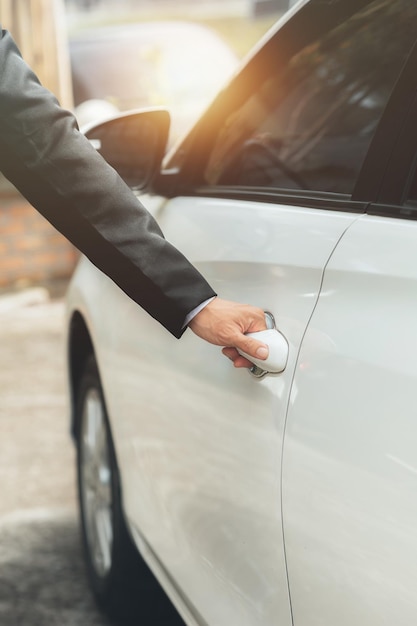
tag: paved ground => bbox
[0,286,182,626]
[0,287,183,626]
[0,288,112,625]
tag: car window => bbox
[202,0,417,196]
[405,168,417,204]
[404,121,417,203]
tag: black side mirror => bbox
[83,108,170,191]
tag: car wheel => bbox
[76,355,182,624]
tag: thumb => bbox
[234,336,269,361]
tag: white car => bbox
[65,0,417,624]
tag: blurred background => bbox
[0,0,293,293]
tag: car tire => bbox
[75,355,182,624]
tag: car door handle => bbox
[237,312,289,377]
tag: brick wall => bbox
[0,193,78,288]
[0,0,76,289]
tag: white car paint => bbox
[65,1,417,623]
[283,214,417,626]
[67,194,360,625]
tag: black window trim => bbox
[374,89,417,209]
[352,38,417,206]
[367,203,417,220]
[361,44,417,220]
[177,185,368,215]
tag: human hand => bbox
[188,297,268,368]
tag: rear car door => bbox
[281,7,417,625]
[100,1,417,624]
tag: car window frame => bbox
[160,0,416,215]
[358,40,417,222]
[353,38,417,211]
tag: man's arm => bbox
[189,298,269,368]
[0,27,217,337]
[0,27,268,362]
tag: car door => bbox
[99,2,417,624]
[281,21,417,626]
[110,197,358,626]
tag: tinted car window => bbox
[406,171,417,204]
[405,141,417,203]
[203,0,417,195]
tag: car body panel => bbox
[65,1,417,623]
[283,214,417,625]
[67,193,360,624]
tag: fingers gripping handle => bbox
[237,313,289,374]
[238,329,289,373]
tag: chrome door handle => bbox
[238,312,289,378]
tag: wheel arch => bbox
[68,311,95,440]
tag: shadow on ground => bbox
[0,511,110,626]
[0,511,185,626]
[0,295,183,626]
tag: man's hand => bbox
[188,297,269,368]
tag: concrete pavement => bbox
[0,287,185,626]
[0,290,111,625]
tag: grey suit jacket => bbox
[0,27,216,338]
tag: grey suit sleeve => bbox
[0,27,216,338]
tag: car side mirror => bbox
[83,108,170,191]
